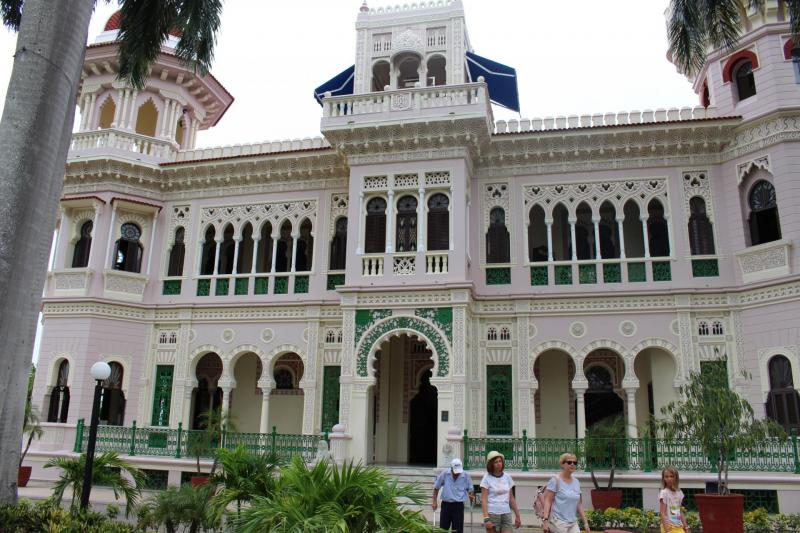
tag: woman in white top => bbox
[480,450,521,532]
[541,453,590,533]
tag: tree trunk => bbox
[0,0,94,504]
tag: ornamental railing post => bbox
[463,430,470,470]
[271,426,277,457]
[522,430,529,472]
[129,421,137,456]
[175,423,183,459]
[643,436,653,473]
[792,428,799,475]
[221,424,227,450]
[74,418,85,453]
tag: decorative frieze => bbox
[199,199,317,233]
[103,270,148,302]
[328,193,348,239]
[523,176,668,216]
[736,155,771,184]
[355,315,449,377]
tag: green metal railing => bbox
[463,429,800,474]
[74,420,326,464]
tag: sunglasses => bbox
[562,460,578,466]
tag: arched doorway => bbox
[583,350,625,429]
[534,350,575,438]
[369,335,437,465]
[230,353,263,433]
[99,362,126,426]
[633,347,678,431]
[192,352,223,429]
[268,353,304,434]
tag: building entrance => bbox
[369,334,437,465]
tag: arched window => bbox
[528,205,548,262]
[427,55,446,86]
[427,193,449,251]
[701,81,711,108]
[256,222,273,273]
[237,223,254,274]
[372,61,390,92]
[364,198,387,254]
[575,202,595,260]
[551,204,571,261]
[329,217,348,270]
[698,321,709,336]
[765,355,800,431]
[98,97,115,129]
[71,220,93,268]
[175,117,185,147]
[748,180,782,246]
[396,54,421,88]
[396,195,418,252]
[134,99,158,137]
[598,202,619,259]
[733,59,757,101]
[295,218,314,272]
[199,226,216,275]
[113,223,143,273]
[486,207,510,263]
[647,199,670,257]
[100,362,126,426]
[688,197,715,255]
[275,221,293,273]
[167,227,185,276]
[586,366,613,392]
[47,360,70,423]
[217,224,235,275]
[623,201,645,258]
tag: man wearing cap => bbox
[433,458,475,533]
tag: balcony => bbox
[48,268,93,297]
[69,128,178,164]
[736,239,792,283]
[194,273,310,297]
[103,269,148,302]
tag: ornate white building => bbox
[28,0,800,510]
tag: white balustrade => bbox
[173,136,328,162]
[70,129,178,161]
[362,255,385,276]
[322,83,485,118]
[425,252,449,274]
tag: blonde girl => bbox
[659,466,690,533]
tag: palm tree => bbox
[0,0,223,505]
[186,408,236,476]
[210,446,282,521]
[18,406,43,468]
[236,456,436,533]
[667,0,800,76]
[44,451,145,516]
[139,483,218,533]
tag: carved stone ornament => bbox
[736,155,771,184]
[392,29,424,55]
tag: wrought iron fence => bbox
[74,419,325,464]
[462,429,800,474]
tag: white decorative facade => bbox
[27,0,800,510]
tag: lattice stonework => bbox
[393,173,418,189]
[150,365,174,427]
[321,366,341,433]
[363,175,388,190]
[328,193,349,239]
[681,170,716,225]
[425,171,451,187]
[199,200,317,234]
[523,177,668,217]
[356,316,449,377]
[393,255,416,275]
[483,182,510,232]
[415,307,453,343]
[487,365,513,435]
[354,309,393,347]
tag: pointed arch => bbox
[356,316,449,379]
[134,98,159,137]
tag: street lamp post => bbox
[80,361,111,511]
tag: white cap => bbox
[450,458,464,474]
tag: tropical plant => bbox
[583,415,627,490]
[186,408,235,476]
[138,483,217,533]
[43,451,145,516]
[18,406,43,468]
[0,499,139,532]
[236,456,438,533]
[667,0,800,76]
[0,0,223,504]
[657,363,786,494]
[209,445,282,521]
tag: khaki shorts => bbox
[661,526,686,533]
[549,515,580,533]
[487,512,513,532]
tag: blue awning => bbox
[314,65,355,105]
[465,51,520,112]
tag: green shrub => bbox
[0,500,138,533]
[585,505,800,532]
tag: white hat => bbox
[450,458,464,474]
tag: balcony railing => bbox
[462,430,800,473]
[520,258,680,287]
[74,419,326,464]
[736,239,792,283]
[193,273,310,297]
[69,128,177,163]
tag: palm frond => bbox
[174,0,223,75]
[0,0,23,31]
[668,0,709,75]
[116,0,180,89]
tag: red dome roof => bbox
[104,11,181,37]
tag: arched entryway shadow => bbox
[408,370,437,465]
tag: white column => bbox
[125,90,139,129]
[145,211,158,275]
[301,383,315,434]
[575,388,587,438]
[290,232,299,272]
[640,216,651,258]
[119,90,131,130]
[104,203,118,269]
[51,209,67,270]
[616,216,626,259]
[545,219,554,261]
[86,205,102,269]
[158,99,170,137]
[181,385,194,428]
[250,236,260,273]
[232,237,241,273]
[448,186,455,250]
[356,192,365,255]
[258,384,271,433]
[84,93,97,131]
[270,232,279,273]
[212,237,222,275]
[569,218,577,261]
[79,95,90,130]
[664,214,673,257]
[385,190,395,253]
[592,217,601,259]
[220,385,232,415]
[111,89,125,128]
[625,389,638,438]
[417,187,426,252]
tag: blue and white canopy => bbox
[314,65,355,105]
[465,51,520,112]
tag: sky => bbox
[0,0,698,149]
[1,0,698,364]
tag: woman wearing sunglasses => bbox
[540,453,590,533]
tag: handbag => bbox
[533,476,559,519]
